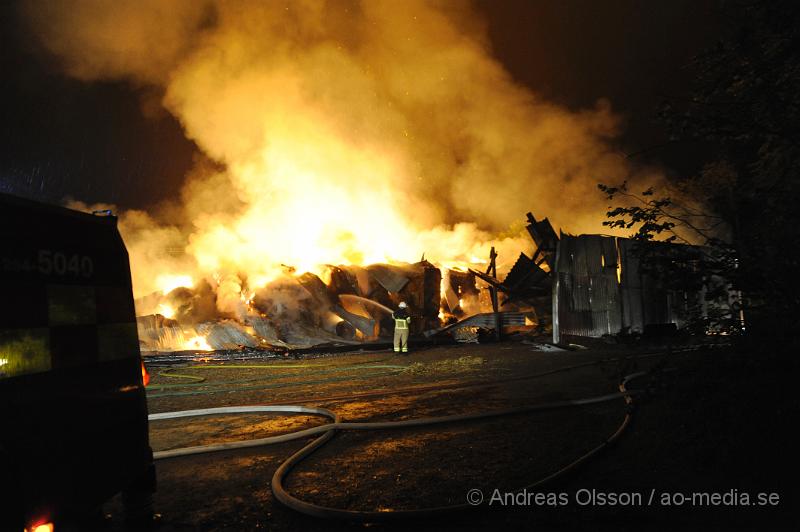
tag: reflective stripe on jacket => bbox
[393,309,411,329]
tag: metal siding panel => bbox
[601,237,619,270]
[555,234,624,338]
[584,235,605,274]
[552,276,560,344]
[619,239,643,332]
[619,239,642,289]
[617,238,691,330]
[552,236,566,343]
[624,288,645,332]
[591,273,622,336]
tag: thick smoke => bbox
[25,0,659,300]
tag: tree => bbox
[598,181,740,335]
[603,0,800,340]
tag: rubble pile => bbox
[136,212,559,352]
[137,260,470,352]
[136,207,719,352]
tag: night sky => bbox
[1,0,726,210]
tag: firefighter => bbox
[392,301,411,354]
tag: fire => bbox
[141,360,150,386]
[26,523,54,532]
[155,274,193,295]
[28,0,660,326]
[183,130,482,285]
[157,303,176,319]
[183,335,212,351]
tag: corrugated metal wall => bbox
[553,234,691,343]
[553,234,622,340]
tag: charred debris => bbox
[137,212,733,353]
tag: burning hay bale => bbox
[252,276,319,325]
[296,271,376,338]
[135,266,386,351]
[251,275,366,345]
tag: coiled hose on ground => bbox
[148,353,661,522]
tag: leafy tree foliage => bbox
[598,182,741,335]
[602,0,800,338]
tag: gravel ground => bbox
[98,338,796,531]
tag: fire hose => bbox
[148,364,657,521]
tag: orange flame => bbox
[141,360,150,387]
[183,335,212,351]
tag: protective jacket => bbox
[392,308,411,353]
[392,308,411,329]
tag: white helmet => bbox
[398,301,408,309]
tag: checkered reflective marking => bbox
[0,283,139,379]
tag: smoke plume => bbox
[25,0,659,299]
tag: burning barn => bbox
[133,208,733,352]
[134,211,551,352]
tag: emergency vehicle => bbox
[0,193,155,530]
